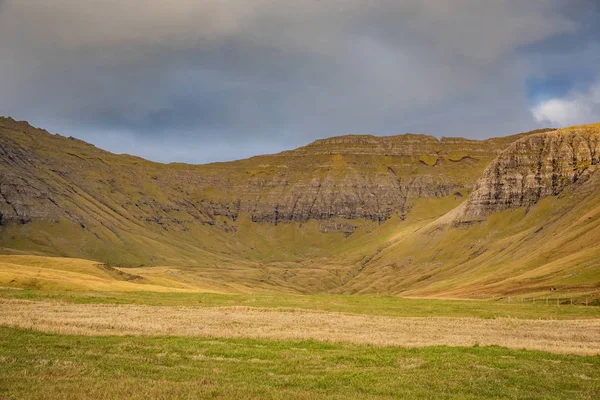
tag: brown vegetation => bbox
[1,300,598,355]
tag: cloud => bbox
[0,0,594,163]
[1,1,573,52]
[532,79,600,126]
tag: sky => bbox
[1,1,599,164]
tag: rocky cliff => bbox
[0,117,546,231]
[458,124,600,223]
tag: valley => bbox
[1,117,598,300]
[1,118,599,399]
[3,3,600,398]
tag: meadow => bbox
[2,288,600,319]
[1,252,599,399]
[1,327,599,399]
[1,285,600,399]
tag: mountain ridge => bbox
[0,115,552,161]
[0,116,551,229]
[0,117,598,299]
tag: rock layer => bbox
[458,124,600,223]
[0,117,545,230]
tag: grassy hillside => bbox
[336,173,600,299]
[1,117,599,299]
[342,125,600,300]
[0,117,543,266]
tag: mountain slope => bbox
[0,117,543,266]
[0,117,545,226]
[1,117,598,299]
[344,124,600,299]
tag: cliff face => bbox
[458,124,600,223]
[0,117,545,232]
[0,131,65,225]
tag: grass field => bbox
[1,287,599,398]
[1,327,599,399]
[2,288,600,319]
[2,300,599,355]
[1,271,599,398]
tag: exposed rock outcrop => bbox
[0,116,552,232]
[457,124,600,223]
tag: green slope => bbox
[0,117,598,298]
[1,116,531,267]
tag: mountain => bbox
[1,116,598,299]
[340,124,600,298]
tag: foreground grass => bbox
[1,288,598,319]
[0,327,598,399]
[4,300,599,354]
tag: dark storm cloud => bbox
[0,1,598,163]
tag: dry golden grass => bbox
[0,255,230,293]
[1,300,598,355]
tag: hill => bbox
[0,116,598,299]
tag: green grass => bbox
[1,327,598,399]
[2,289,598,320]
